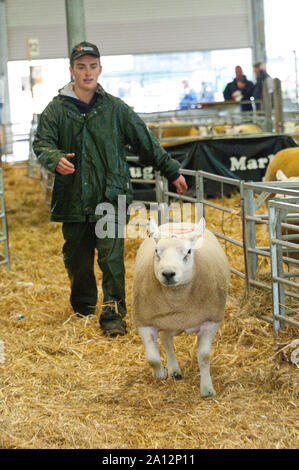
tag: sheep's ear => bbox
[276,169,288,181]
[193,217,206,236]
[188,217,206,248]
[146,217,160,239]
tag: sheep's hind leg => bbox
[160,331,182,379]
[138,326,168,379]
[197,321,220,398]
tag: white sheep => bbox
[231,123,262,135]
[132,218,230,397]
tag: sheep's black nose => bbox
[162,271,176,281]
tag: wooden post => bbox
[273,78,284,134]
[262,80,272,132]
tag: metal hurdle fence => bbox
[27,114,40,178]
[27,114,57,205]
[142,104,270,147]
[39,166,54,205]
[283,109,299,143]
[139,99,265,126]
[158,169,299,331]
[268,199,299,331]
[242,181,299,291]
[0,167,10,268]
[157,169,247,292]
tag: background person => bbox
[179,80,198,110]
[252,61,273,110]
[33,41,188,337]
[223,65,254,111]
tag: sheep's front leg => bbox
[138,326,168,379]
[197,321,220,398]
[160,331,182,379]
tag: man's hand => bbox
[56,153,75,175]
[172,174,188,195]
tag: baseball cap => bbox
[70,41,100,62]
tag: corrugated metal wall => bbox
[6,0,250,60]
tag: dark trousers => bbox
[62,222,126,323]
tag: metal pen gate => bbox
[242,181,299,291]
[268,199,299,331]
[156,169,246,290]
[0,167,10,268]
[158,169,299,332]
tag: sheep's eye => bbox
[184,249,191,261]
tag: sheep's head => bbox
[276,169,299,183]
[147,218,206,287]
[275,170,299,199]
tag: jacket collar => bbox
[57,82,107,122]
[58,81,105,99]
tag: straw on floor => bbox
[0,164,297,449]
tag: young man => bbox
[223,65,254,111]
[33,41,187,337]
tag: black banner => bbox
[128,141,195,201]
[129,135,299,199]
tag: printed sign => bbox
[27,38,40,59]
[129,135,299,199]
[180,135,299,196]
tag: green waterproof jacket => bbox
[33,83,180,223]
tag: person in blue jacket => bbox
[179,80,198,110]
